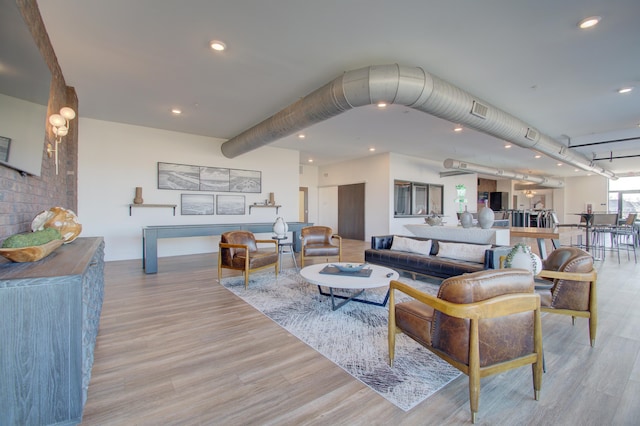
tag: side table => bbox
[272,236,298,272]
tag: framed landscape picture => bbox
[181,194,214,215]
[0,136,10,162]
[216,195,245,215]
[199,166,230,191]
[158,162,199,190]
[229,169,261,193]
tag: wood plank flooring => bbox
[81,237,640,425]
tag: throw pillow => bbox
[390,236,432,255]
[436,242,491,263]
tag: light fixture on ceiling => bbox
[209,40,226,51]
[534,154,541,158]
[453,125,463,132]
[376,102,387,108]
[307,158,313,163]
[298,133,306,139]
[524,190,535,198]
[171,108,182,115]
[578,16,601,29]
[618,87,634,94]
[504,144,512,149]
[47,106,76,175]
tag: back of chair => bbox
[624,213,637,226]
[220,231,257,265]
[592,213,618,227]
[301,226,333,245]
[542,247,594,311]
[431,269,535,367]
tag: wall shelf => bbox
[129,204,177,216]
[249,204,281,214]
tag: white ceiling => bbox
[36,0,640,180]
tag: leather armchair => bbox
[389,269,543,423]
[300,226,342,268]
[535,247,598,346]
[218,231,278,288]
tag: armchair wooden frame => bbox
[218,239,278,289]
[536,268,598,347]
[389,280,543,424]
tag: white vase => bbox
[460,209,473,228]
[478,202,495,229]
[273,217,288,238]
[504,243,542,275]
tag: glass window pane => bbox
[412,185,427,215]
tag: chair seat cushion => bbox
[395,300,435,347]
[304,244,339,256]
[233,249,279,269]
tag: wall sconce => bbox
[47,107,76,174]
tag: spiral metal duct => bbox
[443,158,565,188]
[221,64,616,180]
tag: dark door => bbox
[338,183,365,240]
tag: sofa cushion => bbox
[436,241,491,263]
[390,236,432,255]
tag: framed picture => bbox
[0,136,11,162]
[199,166,230,191]
[216,195,245,215]
[229,169,261,193]
[158,162,200,190]
[181,194,214,215]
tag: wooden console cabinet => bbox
[0,237,105,426]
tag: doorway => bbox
[338,183,365,240]
[298,187,308,223]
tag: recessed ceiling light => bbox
[534,154,541,159]
[171,108,182,115]
[453,125,463,132]
[298,133,306,139]
[377,102,387,108]
[504,144,512,149]
[308,158,313,163]
[557,163,563,166]
[369,147,376,152]
[578,16,601,29]
[618,87,634,94]
[574,169,580,172]
[210,40,226,51]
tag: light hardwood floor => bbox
[81,238,640,425]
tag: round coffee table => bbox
[300,262,399,311]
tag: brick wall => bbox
[0,0,77,242]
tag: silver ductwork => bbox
[443,158,565,188]
[221,64,616,180]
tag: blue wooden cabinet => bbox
[0,237,105,426]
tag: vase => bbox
[504,243,542,275]
[133,187,144,204]
[273,217,288,238]
[460,208,473,228]
[478,202,495,229]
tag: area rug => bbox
[219,269,461,411]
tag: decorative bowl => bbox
[332,263,366,272]
[0,239,64,262]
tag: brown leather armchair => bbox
[535,247,598,346]
[218,231,279,288]
[389,269,543,424]
[300,226,342,268]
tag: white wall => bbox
[299,164,319,225]
[78,118,300,261]
[316,153,390,240]
[561,175,608,223]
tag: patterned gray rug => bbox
[219,268,461,411]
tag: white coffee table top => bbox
[300,263,399,289]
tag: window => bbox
[608,176,640,218]
[394,180,443,217]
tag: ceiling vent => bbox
[470,100,488,119]
[525,128,539,141]
[459,162,468,169]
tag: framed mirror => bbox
[0,0,51,176]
